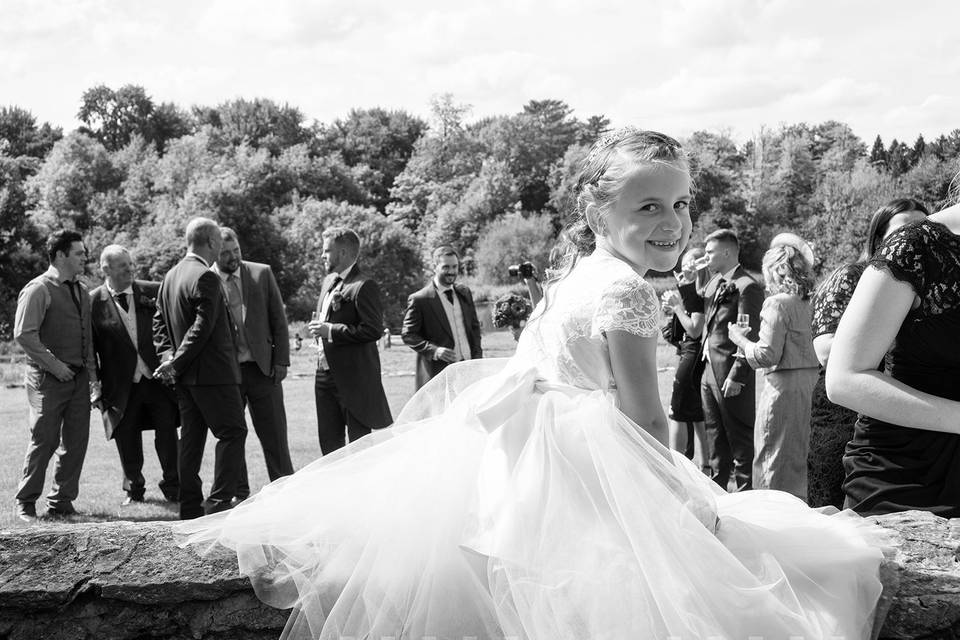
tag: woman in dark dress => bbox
[661,248,706,470]
[808,198,929,507]
[828,199,960,516]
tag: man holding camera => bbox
[402,246,483,390]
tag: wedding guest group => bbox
[90,244,179,505]
[213,227,293,500]
[401,245,483,390]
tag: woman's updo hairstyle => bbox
[550,128,690,280]
[762,244,815,299]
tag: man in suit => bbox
[307,227,392,454]
[402,246,483,390]
[90,245,179,505]
[213,227,293,498]
[699,228,763,491]
[153,217,247,519]
[13,229,96,521]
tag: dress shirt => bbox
[435,282,470,362]
[212,265,253,363]
[318,262,356,370]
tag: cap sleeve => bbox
[591,274,661,339]
[868,222,933,296]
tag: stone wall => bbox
[1,511,958,639]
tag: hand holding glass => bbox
[735,313,750,358]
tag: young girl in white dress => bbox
[179,128,890,640]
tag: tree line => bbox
[2,85,959,335]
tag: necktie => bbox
[443,289,455,304]
[714,277,727,299]
[116,292,129,312]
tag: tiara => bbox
[584,127,682,165]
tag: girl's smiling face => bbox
[595,163,692,274]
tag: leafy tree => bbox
[886,139,911,177]
[388,96,483,232]
[0,106,63,158]
[320,108,427,212]
[27,132,121,232]
[193,98,314,155]
[512,99,581,212]
[577,115,611,146]
[421,159,519,256]
[868,135,887,168]
[911,134,927,166]
[78,84,191,153]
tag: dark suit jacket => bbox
[701,266,764,388]
[153,255,241,387]
[401,282,482,389]
[317,266,392,428]
[234,261,289,377]
[91,280,176,439]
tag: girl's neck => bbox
[590,242,648,277]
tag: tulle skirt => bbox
[177,359,891,640]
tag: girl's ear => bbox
[585,203,606,237]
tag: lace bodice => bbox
[513,253,661,390]
[812,262,866,338]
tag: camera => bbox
[508,261,535,279]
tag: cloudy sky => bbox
[2,0,958,145]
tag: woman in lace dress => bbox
[809,198,929,507]
[179,129,888,640]
[828,196,960,516]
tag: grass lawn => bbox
[0,329,678,530]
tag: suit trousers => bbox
[315,369,374,455]
[175,383,247,519]
[701,364,755,491]
[16,366,90,509]
[236,362,294,498]
[114,378,179,500]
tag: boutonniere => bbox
[715,281,738,304]
[330,290,344,312]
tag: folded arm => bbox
[826,266,960,434]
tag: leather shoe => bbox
[16,502,36,522]
[122,496,145,506]
[45,503,78,518]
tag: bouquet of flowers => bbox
[493,292,533,341]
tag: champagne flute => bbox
[735,313,750,358]
[309,311,319,345]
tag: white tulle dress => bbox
[177,253,890,640]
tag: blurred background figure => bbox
[402,246,483,390]
[661,247,707,471]
[729,238,819,500]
